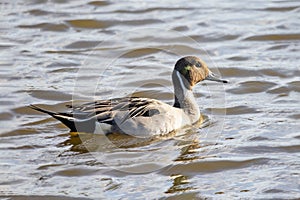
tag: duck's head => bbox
[172,56,228,90]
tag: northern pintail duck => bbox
[30,56,227,137]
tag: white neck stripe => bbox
[175,71,187,94]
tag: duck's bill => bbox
[205,72,228,83]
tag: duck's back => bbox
[72,97,190,136]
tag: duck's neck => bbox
[172,71,200,123]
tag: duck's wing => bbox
[69,97,161,123]
[30,97,163,133]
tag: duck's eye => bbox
[195,62,202,68]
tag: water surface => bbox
[0,0,300,199]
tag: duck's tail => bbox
[29,104,59,117]
[29,105,96,133]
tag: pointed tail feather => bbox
[29,104,96,133]
[29,104,58,116]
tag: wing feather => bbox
[68,97,161,124]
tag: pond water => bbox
[0,0,299,199]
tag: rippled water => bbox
[1,0,300,199]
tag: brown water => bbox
[1,0,300,199]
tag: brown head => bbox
[172,56,228,90]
